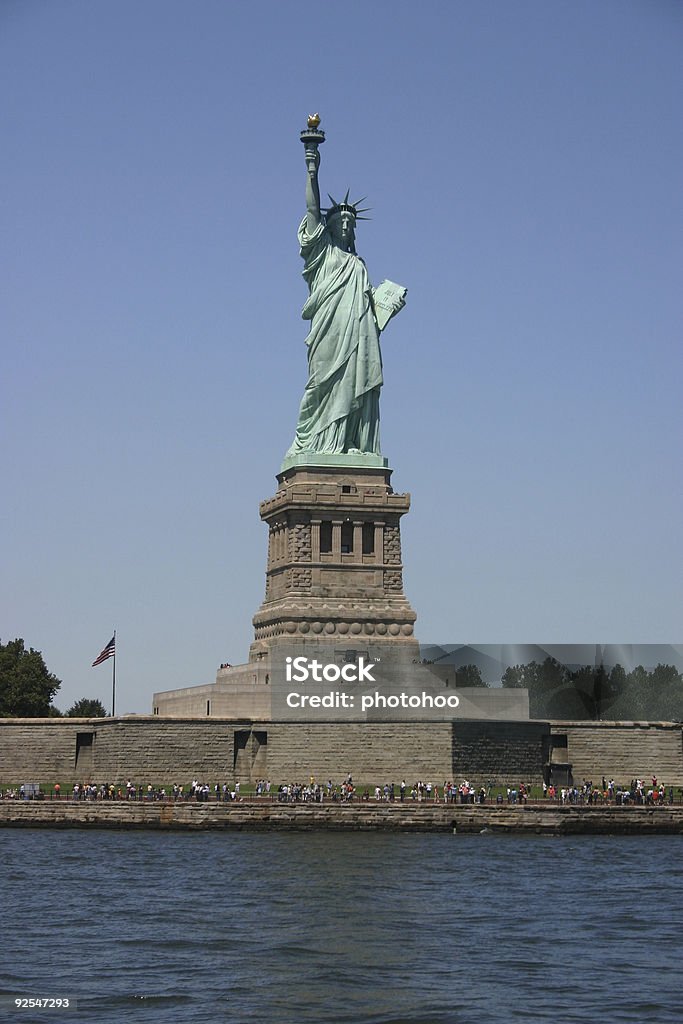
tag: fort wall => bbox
[550,721,683,784]
[0,718,681,787]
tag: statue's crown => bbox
[325,190,371,222]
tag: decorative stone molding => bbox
[291,567,312,591]
[292,520,312,561]
[383,523,402,565]
[384,569,403,592]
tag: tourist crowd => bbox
[276,779,491,803]
[543,776,675,805]
[1,772,678,805]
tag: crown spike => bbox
[324,190,372,224]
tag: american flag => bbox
[92,634,115,667]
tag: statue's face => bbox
[340,211,355,238]
[331,210,355,250]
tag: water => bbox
[0,830,681,1023]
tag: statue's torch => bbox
[301,113,325,175]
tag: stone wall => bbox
[552,721,683,785]
[1,717,681,788]
[452,721,549,785]
[266,722,453,782]
[3,801,683,835]
[0,718,452,786]
[0,718,241,784]
[0,719,83,780]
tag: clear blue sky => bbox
[3,1,681,714]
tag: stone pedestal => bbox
[250,460,419,662]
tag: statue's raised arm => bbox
[301,113,323,234]
[304,149,321,233]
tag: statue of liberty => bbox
[284,115,406,466]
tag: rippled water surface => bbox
[0,830,681,1023]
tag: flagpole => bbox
[112,629,116,717]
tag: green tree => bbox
[501,662,546,716]
[455,664,488,687]
[609,664,627,701]
[501,664,527,689]
[647,664,682,721]
[560,666,601,720]
[534,657,574,718]
[0,638,62,717]
[602,664,683,721]
[67,698,108,718]
[501,659,581,718]
[650,664,680,686]
[616,665,651,719]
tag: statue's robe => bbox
[286,217,382,456]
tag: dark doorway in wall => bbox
[75,732,95,774]
[233,730,251,778]
[253,731,267,775]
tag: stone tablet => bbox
[372,279,407,331]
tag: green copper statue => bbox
[284,115,406,466]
